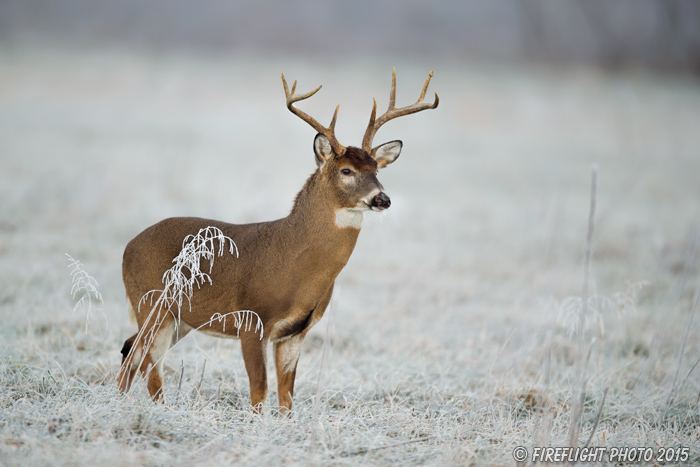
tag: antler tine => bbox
[368,99,377,131]
[388,67,397,110]
[282,73,322,105]
[282,73,345,155]
[418,71,434,103]
[362,68,439,153]
[329,105,339,131]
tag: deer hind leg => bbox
[274,333,305,415]
[118,333,139,394]
[241,335,269,413]
[118,314,176,402]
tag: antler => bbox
[361,67,439,153]
[282,73,345,156]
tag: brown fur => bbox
[118,67,437,412]
[339,146,378,171]
[118,140,390,413]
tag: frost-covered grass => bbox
[122,225,263,393]
[1,44,700,465]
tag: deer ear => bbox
[370,140,402,169]
[314,133,334,168]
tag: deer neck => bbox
[286,171,362,257]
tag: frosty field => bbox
[1,45,700,465]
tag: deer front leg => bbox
[241,335,269,413]
[274,333,305,415]
[273,287,333,415]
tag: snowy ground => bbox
[1,45,700,465]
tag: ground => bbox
[1,45,699,465]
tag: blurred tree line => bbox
[1,0,698,73]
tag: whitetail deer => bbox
[118,68,438,413]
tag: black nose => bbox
[371,192,391,210]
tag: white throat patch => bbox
[335,208,364,229]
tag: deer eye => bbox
[340,168,353,176]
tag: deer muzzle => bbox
[371,192,391,210]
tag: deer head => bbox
[282,68,439,219]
